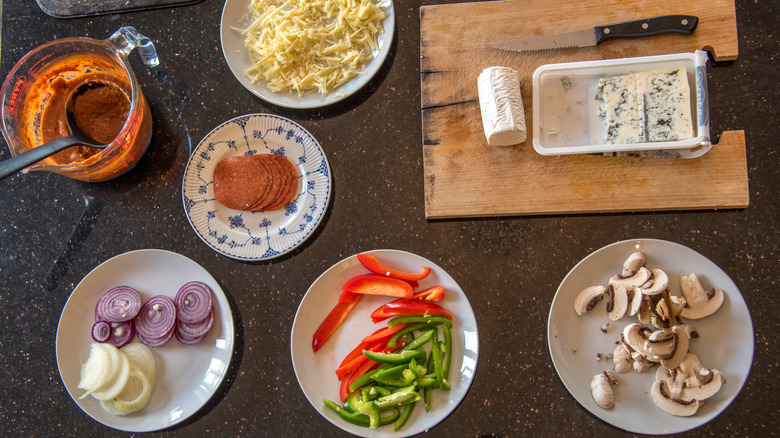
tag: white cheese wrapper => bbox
[478,66,527,146]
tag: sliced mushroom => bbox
[651,379,702,416]
[606,282,628,321]
[612,342,632,373]
[679,273,725,319]
[574,285,606,315]
[591,373,614,409]
[661,325,689,370]
[680,369,724,402]
[621,251,646,277]
[656,294,687,323]
[641,268,669,296]
[637,295,653,324]
[622,323,654,358]
[627,287,644,316]
[631,351,657,372]
[610,267,651,290]
[645,329,677,361]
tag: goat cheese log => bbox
[477,66,527,146]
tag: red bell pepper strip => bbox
[342,274,414,298]
[338,290,361,304]
[336,342,386,380]
[361,323,409,344]
[357,253,432,282]
[370,300,453,323]
[412,286,444,301]
[312,296,362,352]
[343,359,381,402]
[339,340,372,368]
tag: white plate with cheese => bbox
[220,0,395,109]
[532,51,711,158]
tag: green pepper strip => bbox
[431,329,445,389]
[442,324,452,379]
[437,341,451,390]
[349,363,393,392]
[388,315,452,328]
[387,322,427,348]
[363,349,426,365]
[395,398,416,431]
[374,368,416,387]
[323,399,400,428]
[423,337,436,411]
[362,385,392,401]
[372,385,422,410]
[402,329,435,351]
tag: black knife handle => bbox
[594,15,698,44]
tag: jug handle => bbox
[108,26,160,68]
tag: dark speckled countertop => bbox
[1,0,777,436]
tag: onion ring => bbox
[174,281,213,324]
[134,295,176,346]
[106,320,136,349]
[96,286,142,322]
[92,321,111,343]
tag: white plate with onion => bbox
[548,239,753,434]
[55,249,235,432]
[220,0,395,109]
[290,249,479,437]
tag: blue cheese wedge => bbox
[596,67,693,144]
[643,68,694,141]
[478,67,527,146]
[597,72,646,144]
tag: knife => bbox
[488,15,698,52]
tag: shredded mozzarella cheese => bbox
[239,0,386,97]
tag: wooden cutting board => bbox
[420,0,747,219]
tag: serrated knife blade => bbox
[488,15,698,52]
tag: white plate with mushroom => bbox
[547,239,753,434]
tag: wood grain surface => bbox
[420,0,747,219]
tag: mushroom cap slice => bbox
[574,285,606,315]
[606,282,629,321]
[610,267,651,290]
[591,373,615,409]
[627,287,644,316]
[661,325,690,370]
[680,369,724,402]
[622,323,655,360]
[621,251,646,277]
[613,342,633,373]
[646,329,677,361]
[679,273,725,319]
[651,379,702,416]
[642,268,669,296]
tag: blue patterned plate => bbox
[182,114,331,260]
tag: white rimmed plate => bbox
[55,249,235,432]
[182,114,331,261]
[220,0,395,109]
[548,239,753,434]
[291,249,479,437]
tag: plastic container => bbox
[532,50,711,158]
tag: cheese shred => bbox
[239,0,386,97]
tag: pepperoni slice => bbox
[264,156,298,210]
[213,154,298,211]
[213,155,270,210]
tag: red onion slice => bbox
[96,286,142,322]
[106,320,136,348]
[174,282,213,324]
[134,295,176,345]
[176,309,214,340]
[92,321,111,343]
[137,326,175,348]
[174,328,206,345]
